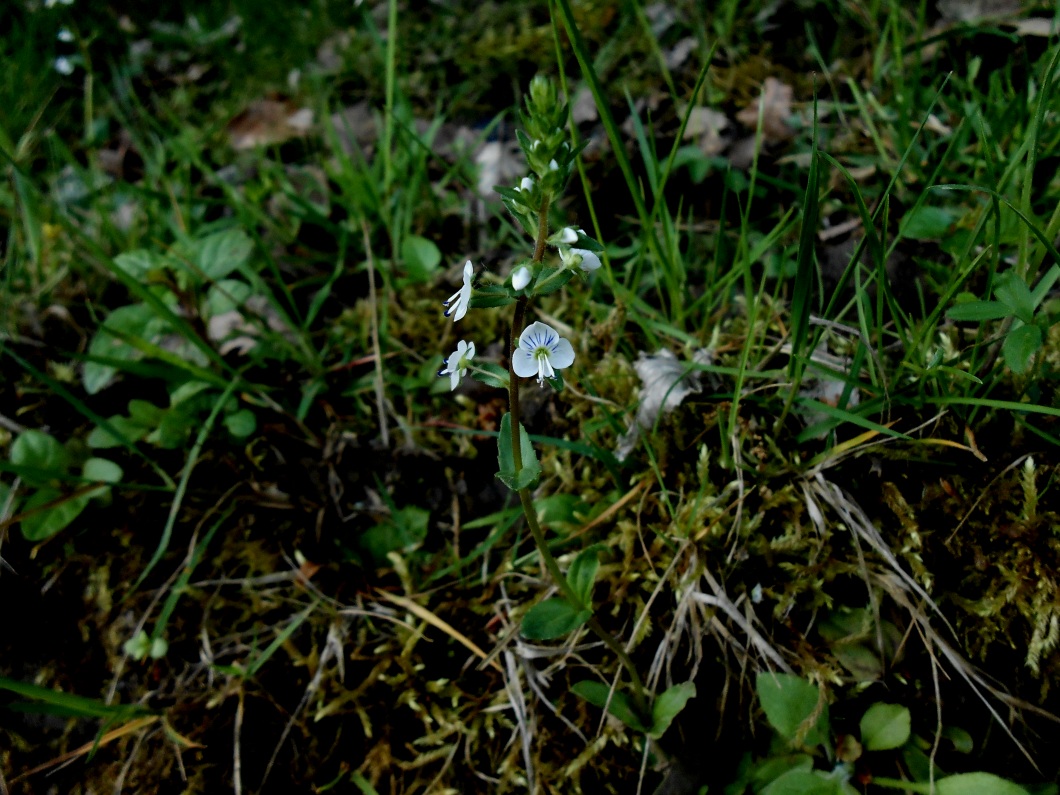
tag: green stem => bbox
[508,197,650,722]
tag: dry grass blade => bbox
[9,716,159,784]
[376,589,503,673]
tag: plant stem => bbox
[507,197,650,722]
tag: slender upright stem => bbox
[507,197,649,722]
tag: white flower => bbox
[560,247,601,274]
[53,56,74,75]
[519,176,534,192]
[558,227,578,244]
[548,159,559,171]
[513,321,575,386]
[443,260,473,322]
[511,265,531,291]
[57,27,74,42]
[439,340,475,391]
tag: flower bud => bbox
[511,265,531,291]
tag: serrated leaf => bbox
[496,413,540,491]
[571,680,651,732]
[1003,324,1042,373]
[649,682,696,738]
[859,702,910,751]
[568,547,601,608]
[756,673,830,748]
[945,300,1011,322]
[401,235,442,284]
[521,597,591,640]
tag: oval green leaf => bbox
[859,702,910,751]
[521,597,591,640]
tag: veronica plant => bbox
[436,76,694,735]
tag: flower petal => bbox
[548,338,575,369]
[513,350,539,378]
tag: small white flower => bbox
[558,227,578,244]
[53,56,74,75]
[560,247,601,273]
[548,159,559,171]
[513,321,575,386]
[511,265,531,291]
[443,260,473,322]
[57,27,74,42]
[439,340,475,391]
[519,176,534,192]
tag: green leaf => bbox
[933,774,1029,795]
[470,361,510,389]
[189,229,254,282]
[83,303,172,394]
[571,680,650,733]
[995,272,1036,322]
[761,770,840,795]
[224,408,257,438]
[401,235,442,283]
[789,142,820,379]
[82,457,123,499]
[360,506,430,565]
[756,673,830,748]
[206,279,255,315]
[86,415,149,448]
[567,547,601,608]
[112,249,165,280]
[945,300,1011,322]
[751,755,815,790]
[900,205,956,240]
[649,682,696,739]
[859,703,910,751]
[11,430,67,482]
[496,413,541,491]
[1003,324,1042,373]
[20,488,90,541]
[521,597,591,640]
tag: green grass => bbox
[3,1,1060,793]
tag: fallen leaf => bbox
[227,98,314,150]
[735,76,795,144]
[616,348,712,461]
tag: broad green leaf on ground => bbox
[649,681,696,738]
[185,229,254,282]
[571,680,650,733]
[521,597,591,640]
[11,430,67,481]
[113,249,167,280]
[756,673,830,748]
[360,506,430,565]
[401,235,442,283]
[945,299,1011,322]
[900,205,956,240]
[760,769,840,795]
[224,409,257,438]
[859,703,910,750]
[83,303,173,394]
[19,488,90,541]
[1002,324,1042,373]
[82,457,123,499]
